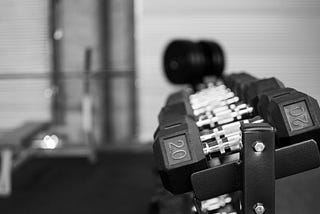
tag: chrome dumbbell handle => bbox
[196,106,254,128]
[200,116,263,141]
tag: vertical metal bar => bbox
[50,0,64,125]
[100,0,136,145]
[241,123,275,214]
[82,48,93,144]
[0,150,12,197]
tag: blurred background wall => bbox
[0,0,136,145]
[0,0,320,144]
[137,0,320,142]
[58,0,104,144]
[0,0,51,130]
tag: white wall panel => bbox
[137,0,320,142]
[0,0,51,129]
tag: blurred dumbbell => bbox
[244,77,285,107]
[224,73,257,100]
[162,81,242,116]
[160,99,262,142]
[195,76,320,148]
[225,73,285,110]
[160,92,252,130]
[160,93,258,147]
[161,94,243,121]
[165,81,236,111]
[153,115,262,194]
[195,104,254,129]
[166,90,192,106]
[256,87,297,118]
[163,40,225,85]
[165,87,235,115]
[190,85,236,110]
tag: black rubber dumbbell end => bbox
[163,39,225,85]
[163,40,204,84]
[198,40,225,78]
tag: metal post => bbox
[241,123,275,214]
[50,0,65,125]
[98,0,136,145]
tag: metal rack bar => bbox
[241,123,275,214]
[191,139,320,201]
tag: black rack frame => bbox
[191,123,320,214]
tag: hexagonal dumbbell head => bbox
[166,90,192,106]
[256,88,296,119]
[264,90,320,147]
[232,73,257,100]
[153,116,208,194]
[224,73,240,89]
[245,77,285,108]
[224,72,257,100]
[158,102,195,124]
[159,90,195,124]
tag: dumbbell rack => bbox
[192,122,320,214]
[153,39,320,214]
[154,78,320,214]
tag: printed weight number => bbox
[290,106,309,126]
[168,140,187,160]
[164,135,191,166]
[284,101,313,131]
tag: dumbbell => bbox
[244,77,285,107]
[153,115,262,194]
[190,87,237,110]
[165,85,233,113]
[199,116,263,142]
[163,72,269,122]
[155,78,320,195]
[160,102,262,144]
[153,116,207,194]
[168,73,283,134]
[160,82,247,121]
[225,73,285,108]
[160,86,261,141]
[163,70,320,143]
[161,73,289,133]
[166,90,192,106]
[256,87,297,119]
[163,40,225,85]
[240,82,320,148]
[160,95,253,131]
[164,88,239,118]
[217,73,320,148]
[155,94,320,195]
[160,77,256,130]
[224,73,257,101]
[257,88,320,147]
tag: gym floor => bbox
[0,145,319,214]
